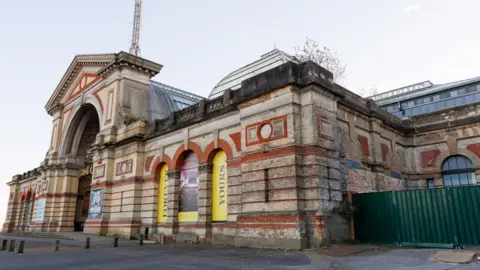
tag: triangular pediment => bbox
[60,71,101,104]
[45,53,116,115]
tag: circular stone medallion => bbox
[259,124,272,139]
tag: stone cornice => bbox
[97,51,163,79]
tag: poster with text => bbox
[88,189,104,220]
[36,198,46,221]
[178,152,199,221]
[212,151,228,221]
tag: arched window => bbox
[442,155,477,186]
[178,151,199,222]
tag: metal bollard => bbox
[8,240,15,252]
[139,234,144,246]
[114,237,118,248]
[17,241,25,254]
[54,240,60,252]
[1,239,7,251]
[85,237,90,249]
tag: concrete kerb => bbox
[0,235,139,254]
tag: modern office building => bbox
[371,77,480,118]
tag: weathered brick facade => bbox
[4,52,480,250]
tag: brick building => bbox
[3,49,480,249]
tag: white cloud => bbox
[403,4,422,14]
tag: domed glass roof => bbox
[148,81,203,122]
[208,49,298,99]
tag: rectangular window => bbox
[432,95,440,101]
[450,90,458,97]
[401,101,410,109]
[120,191,124,212]
[440,92,450,99]
[458,88,466,95]
[446,99,455,108]
[467,85,477,93]
[407,101,415,107]
[418,105,427,114]
[412,107,420,115]
[455,96,465,106]
[437,101,446,110]
[424,97,431,104]
[415,98,424,105]
[444,175,452,186]
[466,94,475,103]
[264,169,269,202]
[427,178,435,188]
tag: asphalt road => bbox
[0,236,480,269]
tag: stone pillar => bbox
[54,167,80,232]
[3,179,20,232]
[162,170,180,237]
[196,163,213,243]
[2,200,18,232]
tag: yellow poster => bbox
[157,165,168,223]
[212,151,228,221]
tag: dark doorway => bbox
[74,175,92,232]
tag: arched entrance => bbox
[74,174,92,231]
[62,104,100,231]
[62,104,100,158]
[178,151,199,222]
[442,155,477,186]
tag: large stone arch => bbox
[59,103,101,159]
[434,147,480,170]
[56,102,102,232]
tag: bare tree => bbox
[359,85,379,98]
[294,37,347,83]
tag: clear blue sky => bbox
[0,0,478,223]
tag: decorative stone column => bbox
[163,170,180,238]
[197,163,213,243]
[54,166,81,232]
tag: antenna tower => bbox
[129,0,142,56]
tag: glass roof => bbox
[148,81,204,122]
[374,76,480,106]
[208,49,298,99]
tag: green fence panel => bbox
[352,186,480,248]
